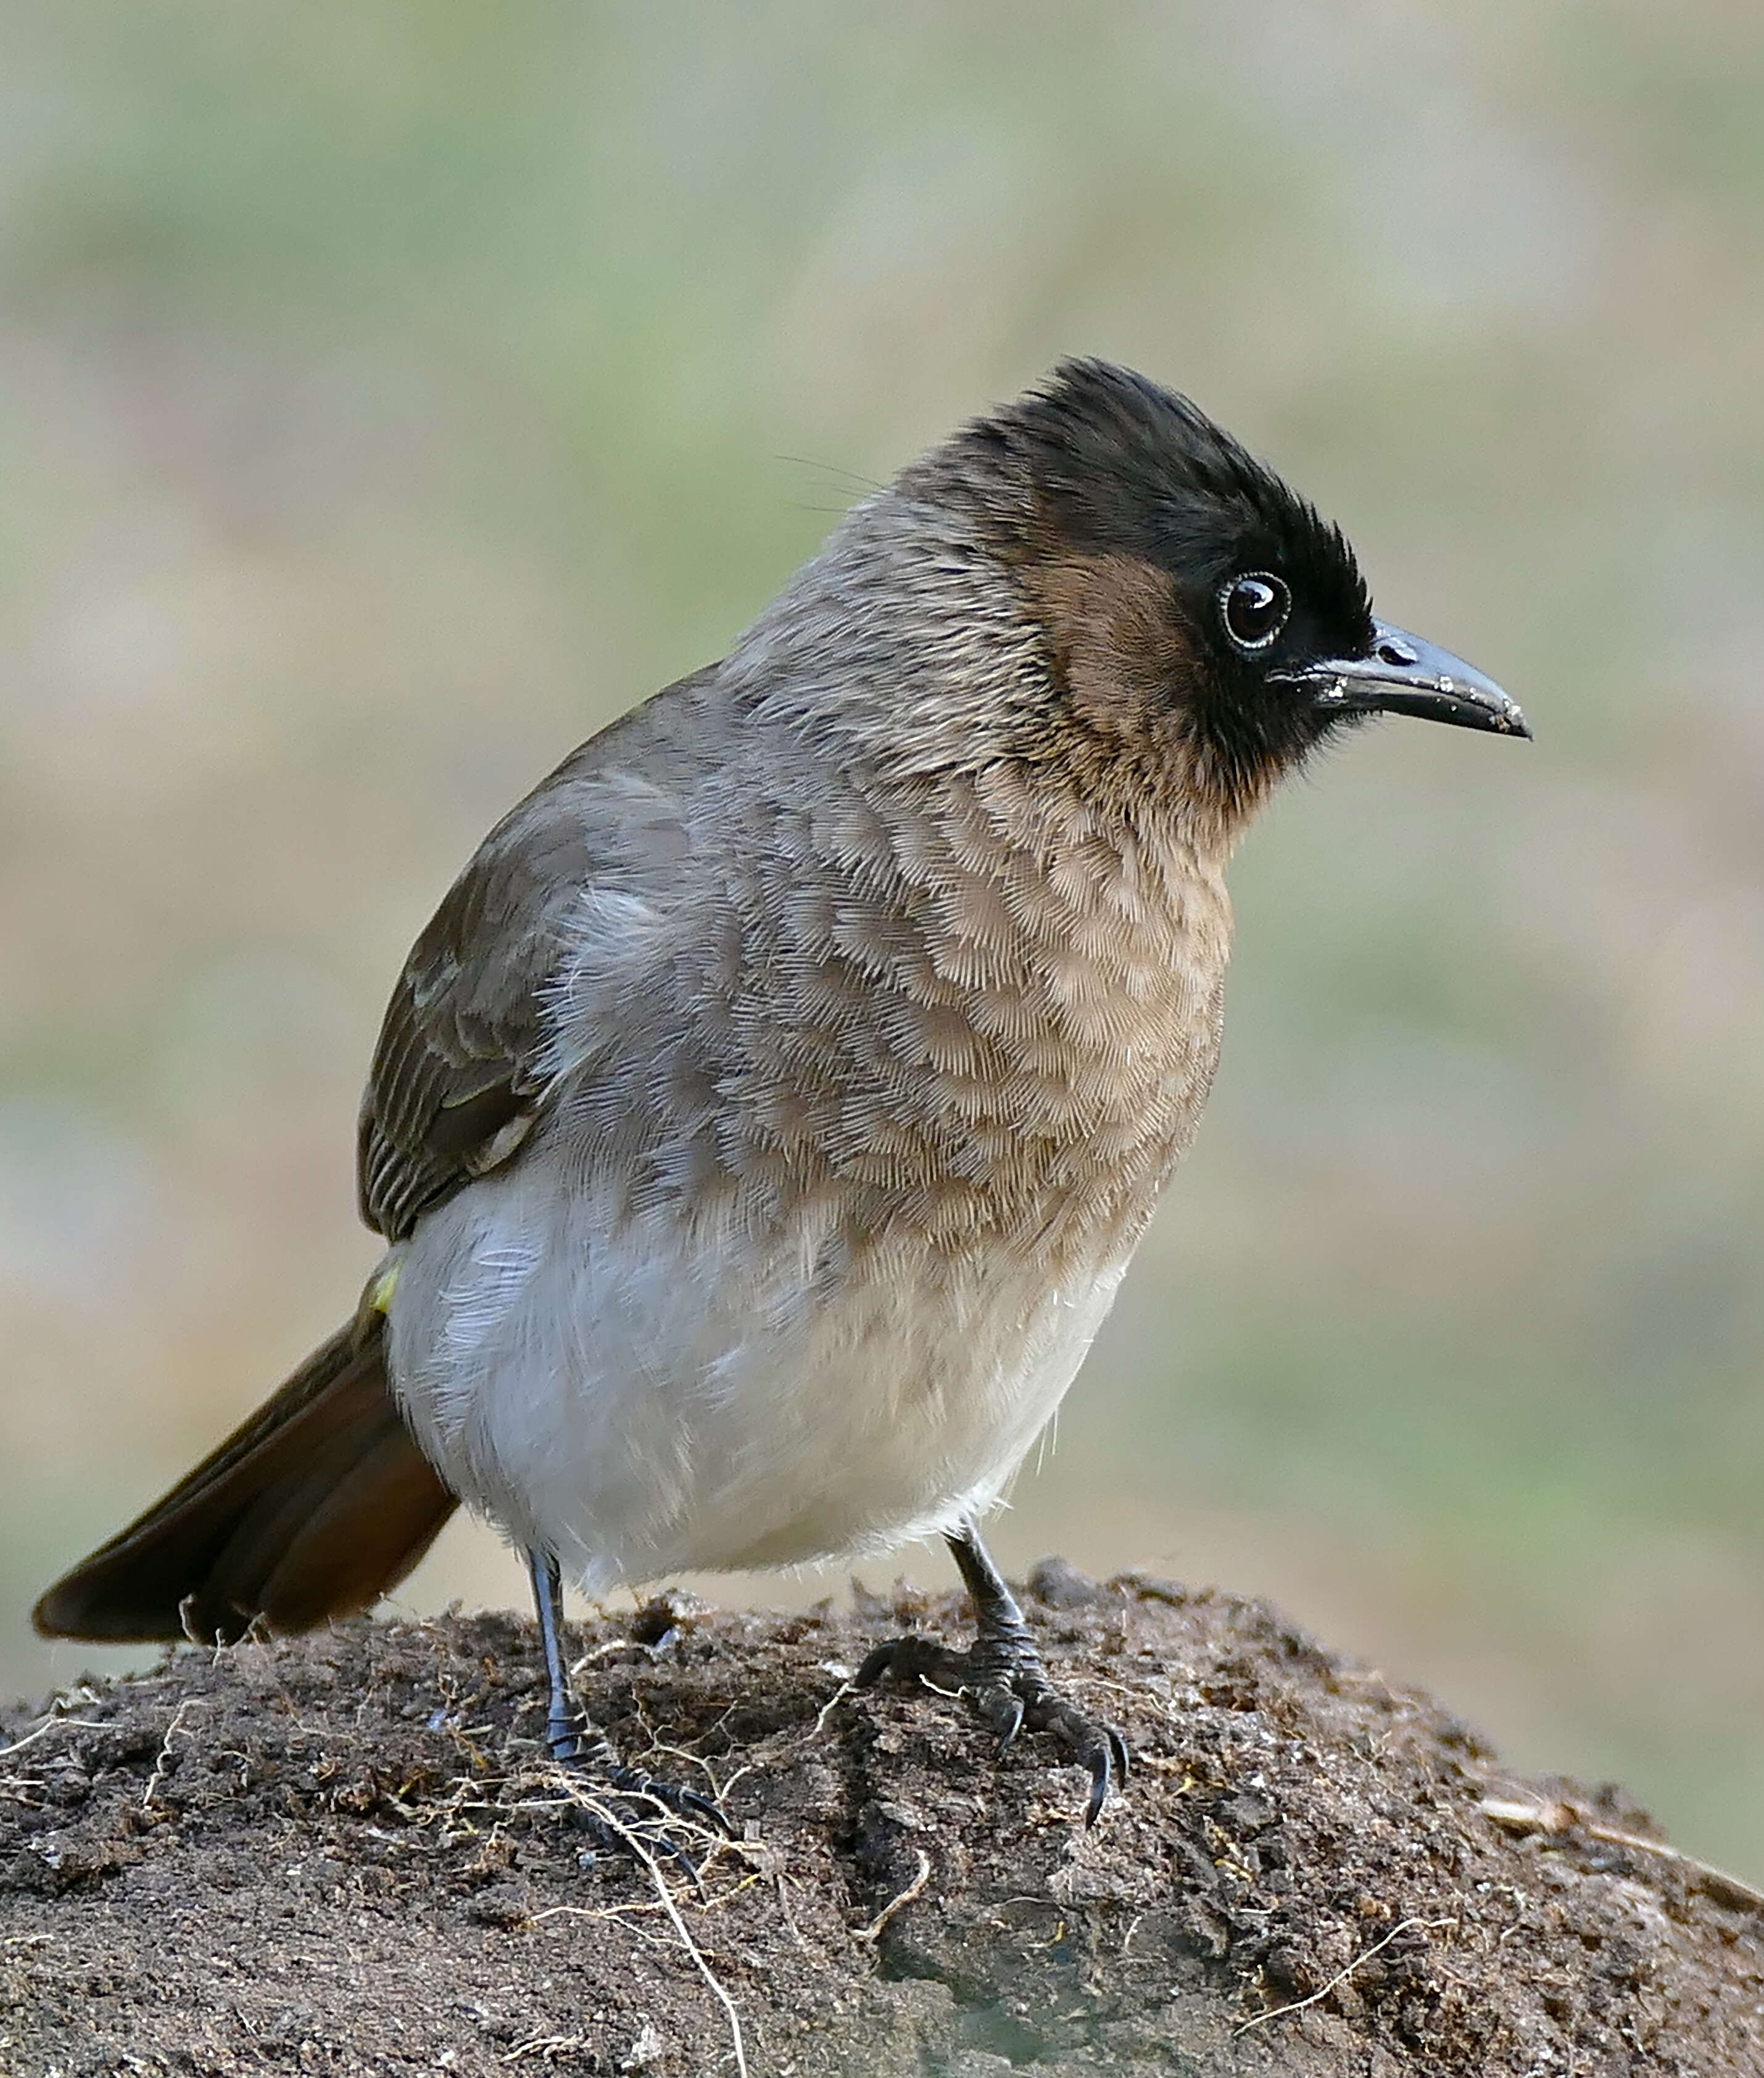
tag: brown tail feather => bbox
[31,1318,459,1644]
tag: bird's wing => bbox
[357,673,713,1241]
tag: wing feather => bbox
[356,672,713,1239]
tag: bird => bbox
[33,359,1528,1833]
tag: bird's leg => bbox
[526,1549,732,1854]
[855,1523,1129,1826]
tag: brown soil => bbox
[2,1563,1760,2077]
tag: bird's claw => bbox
[546,1743,735,1887]
[855,1633,1128,1826]
[603,1761,735,1840]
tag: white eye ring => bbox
[1219,571,1291,653]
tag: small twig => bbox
[141,1702,194,1811]
[556,1785,747,2078]
[626,1701,727,1804]
[531,1901,710,1963]
[0,1717,106,1760]
[1480,1798,1764,1914]
[852,1849,933,1945]
[531,1868,764,1934]
[808,1678,855,1743]
[771,1866,813,1956]
[570,1638,656,1671]
[718,1676,854,1802]
[502,2036,591,2063]
[1235,1916,1454,2036]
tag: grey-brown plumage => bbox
[35,360,1526,1829]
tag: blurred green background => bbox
[3,2,1762,1879]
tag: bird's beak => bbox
[1278,621,1530,738]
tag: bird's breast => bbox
[547,760,1234,1281]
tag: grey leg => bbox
[526,1548,732,1845]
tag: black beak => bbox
[1277,621,1530,738]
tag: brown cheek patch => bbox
[1019,551,1193,747]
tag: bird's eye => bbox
[1219,571,1291,653]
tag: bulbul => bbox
[35,361,1526,1829]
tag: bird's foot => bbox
[524,1550,732,1878]
[855,1628,1129,1827]
[544,1714,734,1881]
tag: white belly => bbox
[383,1159,1130,1593]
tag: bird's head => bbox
[925,359,1528,844]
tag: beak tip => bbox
[1291,629,1527,741]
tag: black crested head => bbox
[903,361,1523,833]
[998,359,1370,638]
[913,360,1391,828]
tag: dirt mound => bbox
[2,1565,1760,2076]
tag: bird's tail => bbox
[31,1315,458,1644]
